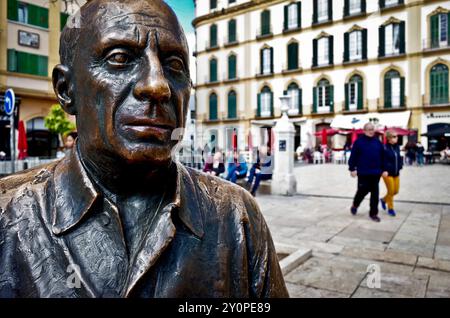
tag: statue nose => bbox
[133,55,171,102]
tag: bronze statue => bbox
[0,0,288,298]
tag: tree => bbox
[44,104,76,141]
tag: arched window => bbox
[430,63,449,105]
[228,54,237,80]
[345,75,363,110]
[209,58,217,82]
[209,93,218,120]
[287,42,299,70]
[257,86,273,117]
[286,82,302,115]
[209,24,218,48]
[228,19,237,43]
[430,12,450,49]
[384,70,404,108]
[313,78,334,113]
[260,47,273,75]
[228,90,237,119]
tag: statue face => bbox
[72,0,190,166]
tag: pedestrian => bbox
[404,141,416,165]
[416,141,425,166]
[380,130,403,217]
[225,151,248,183]
[246,146,273,196]
[203,151,225,177]
[349,123,388,222]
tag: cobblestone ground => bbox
[256,163,450,298]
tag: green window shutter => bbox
[362,29,368,60]
[7,49,17,72]
[297,2,302,29]
[361,0,366,13]
[379,0,385,9]
[7,0,18,21]
[270,92,274,117]
[261,10,270,35]
[312,39,318,67]
[284,5,288,31]
[328,0,333,21]
[61,13,69,31]
[448,13,450,45]
[228,20,236,43]
[228,92,237,119]
[379,25,385,57]
[288,43,298,70]
[400,77,405,107]
[210,59,217,82]
[344,83,349,111]
[385,77,392,108]
[329,36,334,65]
[329,85,334,112]
[344,0,349,17]
[357,80,363,109]
[313,87,318,113]
[399,21,405,54]
[312,0,318,24]
[38,55,48,77]
[228,55,236,79]
[299,88,303,114]
[28,4,49,28]
[210,25,217,47]
[260,49,263,74]
[209,95,217,120]
[270,47,274,73]
[430,14,439,48]
[257,93,261,117]
[344,32,349,62]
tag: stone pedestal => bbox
[271,111,297,196]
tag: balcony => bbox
[255,67,274,78]
[282,62,302,74]
[377,97,407,111]
[204,75,219,86]
[222,73,239,83]
[380,1,405,12]
[256,26,273,40]
[423,39,450,53]
[223,36,239,48]
[205,40,219,52]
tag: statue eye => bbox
[106,52,131,66]
[166,57,185,72]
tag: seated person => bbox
[247,146,273,196]
[226,152,248,183]
[203,152,225,177]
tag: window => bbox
[209,58,217,82]
[287,42,299,70]
[257,86,273,117]
[228,19,237,43]
[349,0,361,15]
[228,54,237,80]
[18,2,28,23]
[346,75,363,110]
[284,2,301,31]
[318,0,328,22]
[380,22,405,57]
[349,31,362,60]
[314,79,334,113]
[261,47,273,75]
[430,64,449,105]
[287,83,302,115]
[228,91,237,119]
[209,24,218,48]
[431,13,450,48]
[344,29,367,62]
[383,0,400,7]
[209,93,218,120]
[7,49,48,76]
[318,37,329,65]
[261,10,271,36]
[229,0,236,3]
[210,0,217,10]
[384,70,404,108]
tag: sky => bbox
[165,0,197,83]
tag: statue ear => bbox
[52,64,76,115]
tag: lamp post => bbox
[271,95,297,196]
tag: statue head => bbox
[53,0,191,169]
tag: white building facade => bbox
[193,0,450,154]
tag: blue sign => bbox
[4,89,15,116]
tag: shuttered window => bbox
[430,64,449,105]
[287,42,299,70]
[209,58,217,82]
[228,55,237,80]
[228,91,237,119]
[7,49,48,77]
[228,19,236,43]
[209,93,218,120]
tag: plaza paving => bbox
[256,163,450,298]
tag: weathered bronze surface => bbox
[0,0,288,298]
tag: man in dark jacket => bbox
[348,123,388,222]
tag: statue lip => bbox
[123,118,175,131]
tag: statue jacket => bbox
[0,149,288,298]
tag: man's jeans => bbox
[353,174,381,217]
[247,165,272,194]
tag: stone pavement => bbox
[256,163,450,298]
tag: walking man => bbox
[349,123,388,222]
